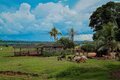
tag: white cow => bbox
[73,55,88,63]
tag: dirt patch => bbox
[0,71,39,77]
[110,70,120,80]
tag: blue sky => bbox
[0,0,119,41]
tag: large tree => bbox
[95,22,118,54]
[89,1,120,58]
[89,1,120,41]
[49,27,62,41]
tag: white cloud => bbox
[33,2,77,23]
[19,3,31,13]
[0,2,82,34]
[0,0,108,40]
[0,3,36,34]
[74,0,100,12]
[74,34,93,41]
[1,0,116,41]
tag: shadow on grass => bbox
[53,66,108,80]
[105,64,120,80]
[52,63,120,80]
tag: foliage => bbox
[81,42,96,52]
[94,22,119,56]
[49,27,62,41]
[115,27,120,41]
[42,50,73,57]
[57,37,74,50]
[89,1,120,41]
[42,51,62,57]
[89,1,120,57]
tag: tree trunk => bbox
[54,36,58,42]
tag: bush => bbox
[81,43,96,52]
[57,37,74,49]
[42,49,73,57]
[42,51,61,57]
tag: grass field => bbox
[0,47,120,80]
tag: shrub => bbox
[57,37,74,50]
[42,49,73,57]
[81,43,96,52]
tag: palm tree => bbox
[49,27,62,41]
[69,28,76,42]
[68,28,76,54]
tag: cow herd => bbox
[57,55,88,63]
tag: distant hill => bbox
[0,40,93,46]
[0,40,54,46]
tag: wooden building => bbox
[13,45,41,56]
[13,44,64,56]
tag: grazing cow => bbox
[73,56,81,63]
[73,56,87,63]
[57,55,66,61]
[80,56,88,62]
[67,56,73,61]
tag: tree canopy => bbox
[89,1,120,41]
[49,27,62,41]
[89,1,120,56]
[57,37,74,50]
[81,42,96,52]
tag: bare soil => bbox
[0,71,39,77]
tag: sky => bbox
[0,0,119,41]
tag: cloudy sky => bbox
[0,0,119,41]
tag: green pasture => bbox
[0,46,120,80]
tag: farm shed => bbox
[37,44,64,54]
[13,45,41,56]
[12,44,64,56]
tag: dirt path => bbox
[0,71,39,77]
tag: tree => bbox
[69,28,76,42]
[115,29,120,41]
[49,27,62,41]
[57,37,74,50]
[81,43,96,52]
[89,1,120,41]
[89,1,120,58]
[95,22,118,54]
